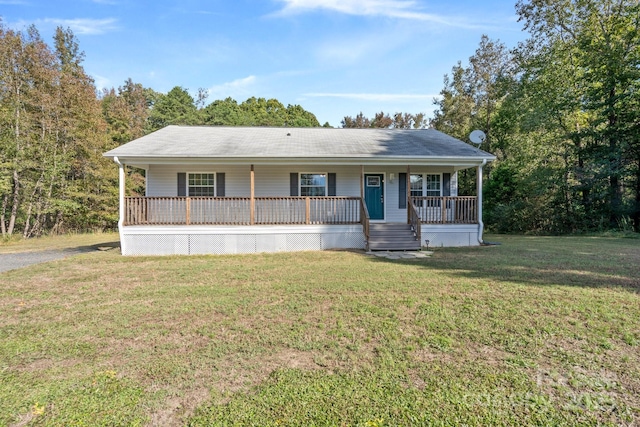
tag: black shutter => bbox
[443,173,451,196]
[216,173,225,197]
[177,173,186,196]
[398,173,407,208]
[290,173,298,196]
[328,173,336,196]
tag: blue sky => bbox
[2,0,527,127]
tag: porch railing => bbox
[124,196,362,226]
[123,196,477,226]
[410,196,478,224]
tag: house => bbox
[103,125,495,255]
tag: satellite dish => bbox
[469,130,486,145]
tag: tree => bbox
[0,23,116,237]
[102,79,154,144]
[342,111,428,129]
[147,86,199,132]
[431,35,513,197]
[285,104,320,127]
[49,26,114,234]
[202,97,320,127]
[341,112,370,128]
[516,0,640,230]
[0,23,55,237]
[431,35,512,152]
[202,97,248,126]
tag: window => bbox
[188,173,215,196]
[425,174,441,197]
[367,176,381,187]
[410,174,441,206]
[410,174,423,198]
[300,173,326,196]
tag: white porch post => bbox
[250,164,255,225]
[477,159,486,244]
[114,157,126,254]
[406,165,411,223]
[360,165,364,200]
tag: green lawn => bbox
[0,234,638,426]
[0,232,119,254]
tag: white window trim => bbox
[425,173,443,197]
[299,172,328,197]
[410,173,442,197]
[187,171,216,197]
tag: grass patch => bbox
[0,234,638,426]
[0,231,119,254]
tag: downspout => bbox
[113,156,126,255]
[477,158,487,245]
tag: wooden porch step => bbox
[368,223,420,251]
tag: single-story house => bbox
[104,125,495,255]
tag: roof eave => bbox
[103,154,495,167]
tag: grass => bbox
[0,234,638,426]
[0,231,119,254]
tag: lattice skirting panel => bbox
[122,231,366,256]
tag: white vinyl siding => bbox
[147,165,250,197]
[253,165,360,197]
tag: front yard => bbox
[0,234,638,426]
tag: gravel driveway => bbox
[0,247,108,273]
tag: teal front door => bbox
[364,174,384,220]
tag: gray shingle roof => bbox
[104,125,495,162]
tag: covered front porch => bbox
[117,194,480,255]
[114,162,487,255]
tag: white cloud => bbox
[208,75,257,99]
[304,92,440,102]
[42,18,118,35]
[273,0,475,27]
[92,74,111,91]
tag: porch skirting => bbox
[420,224,481,247]
[119,223,481,255]
[119,225,366,256]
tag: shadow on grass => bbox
[63,241,121,254]
[365,236,640,293]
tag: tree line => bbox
[341,112,428,129]
[430,0,639,234]
[0,21,323,238]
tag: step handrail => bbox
[360,198,371,250]
[408,196,422,246]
